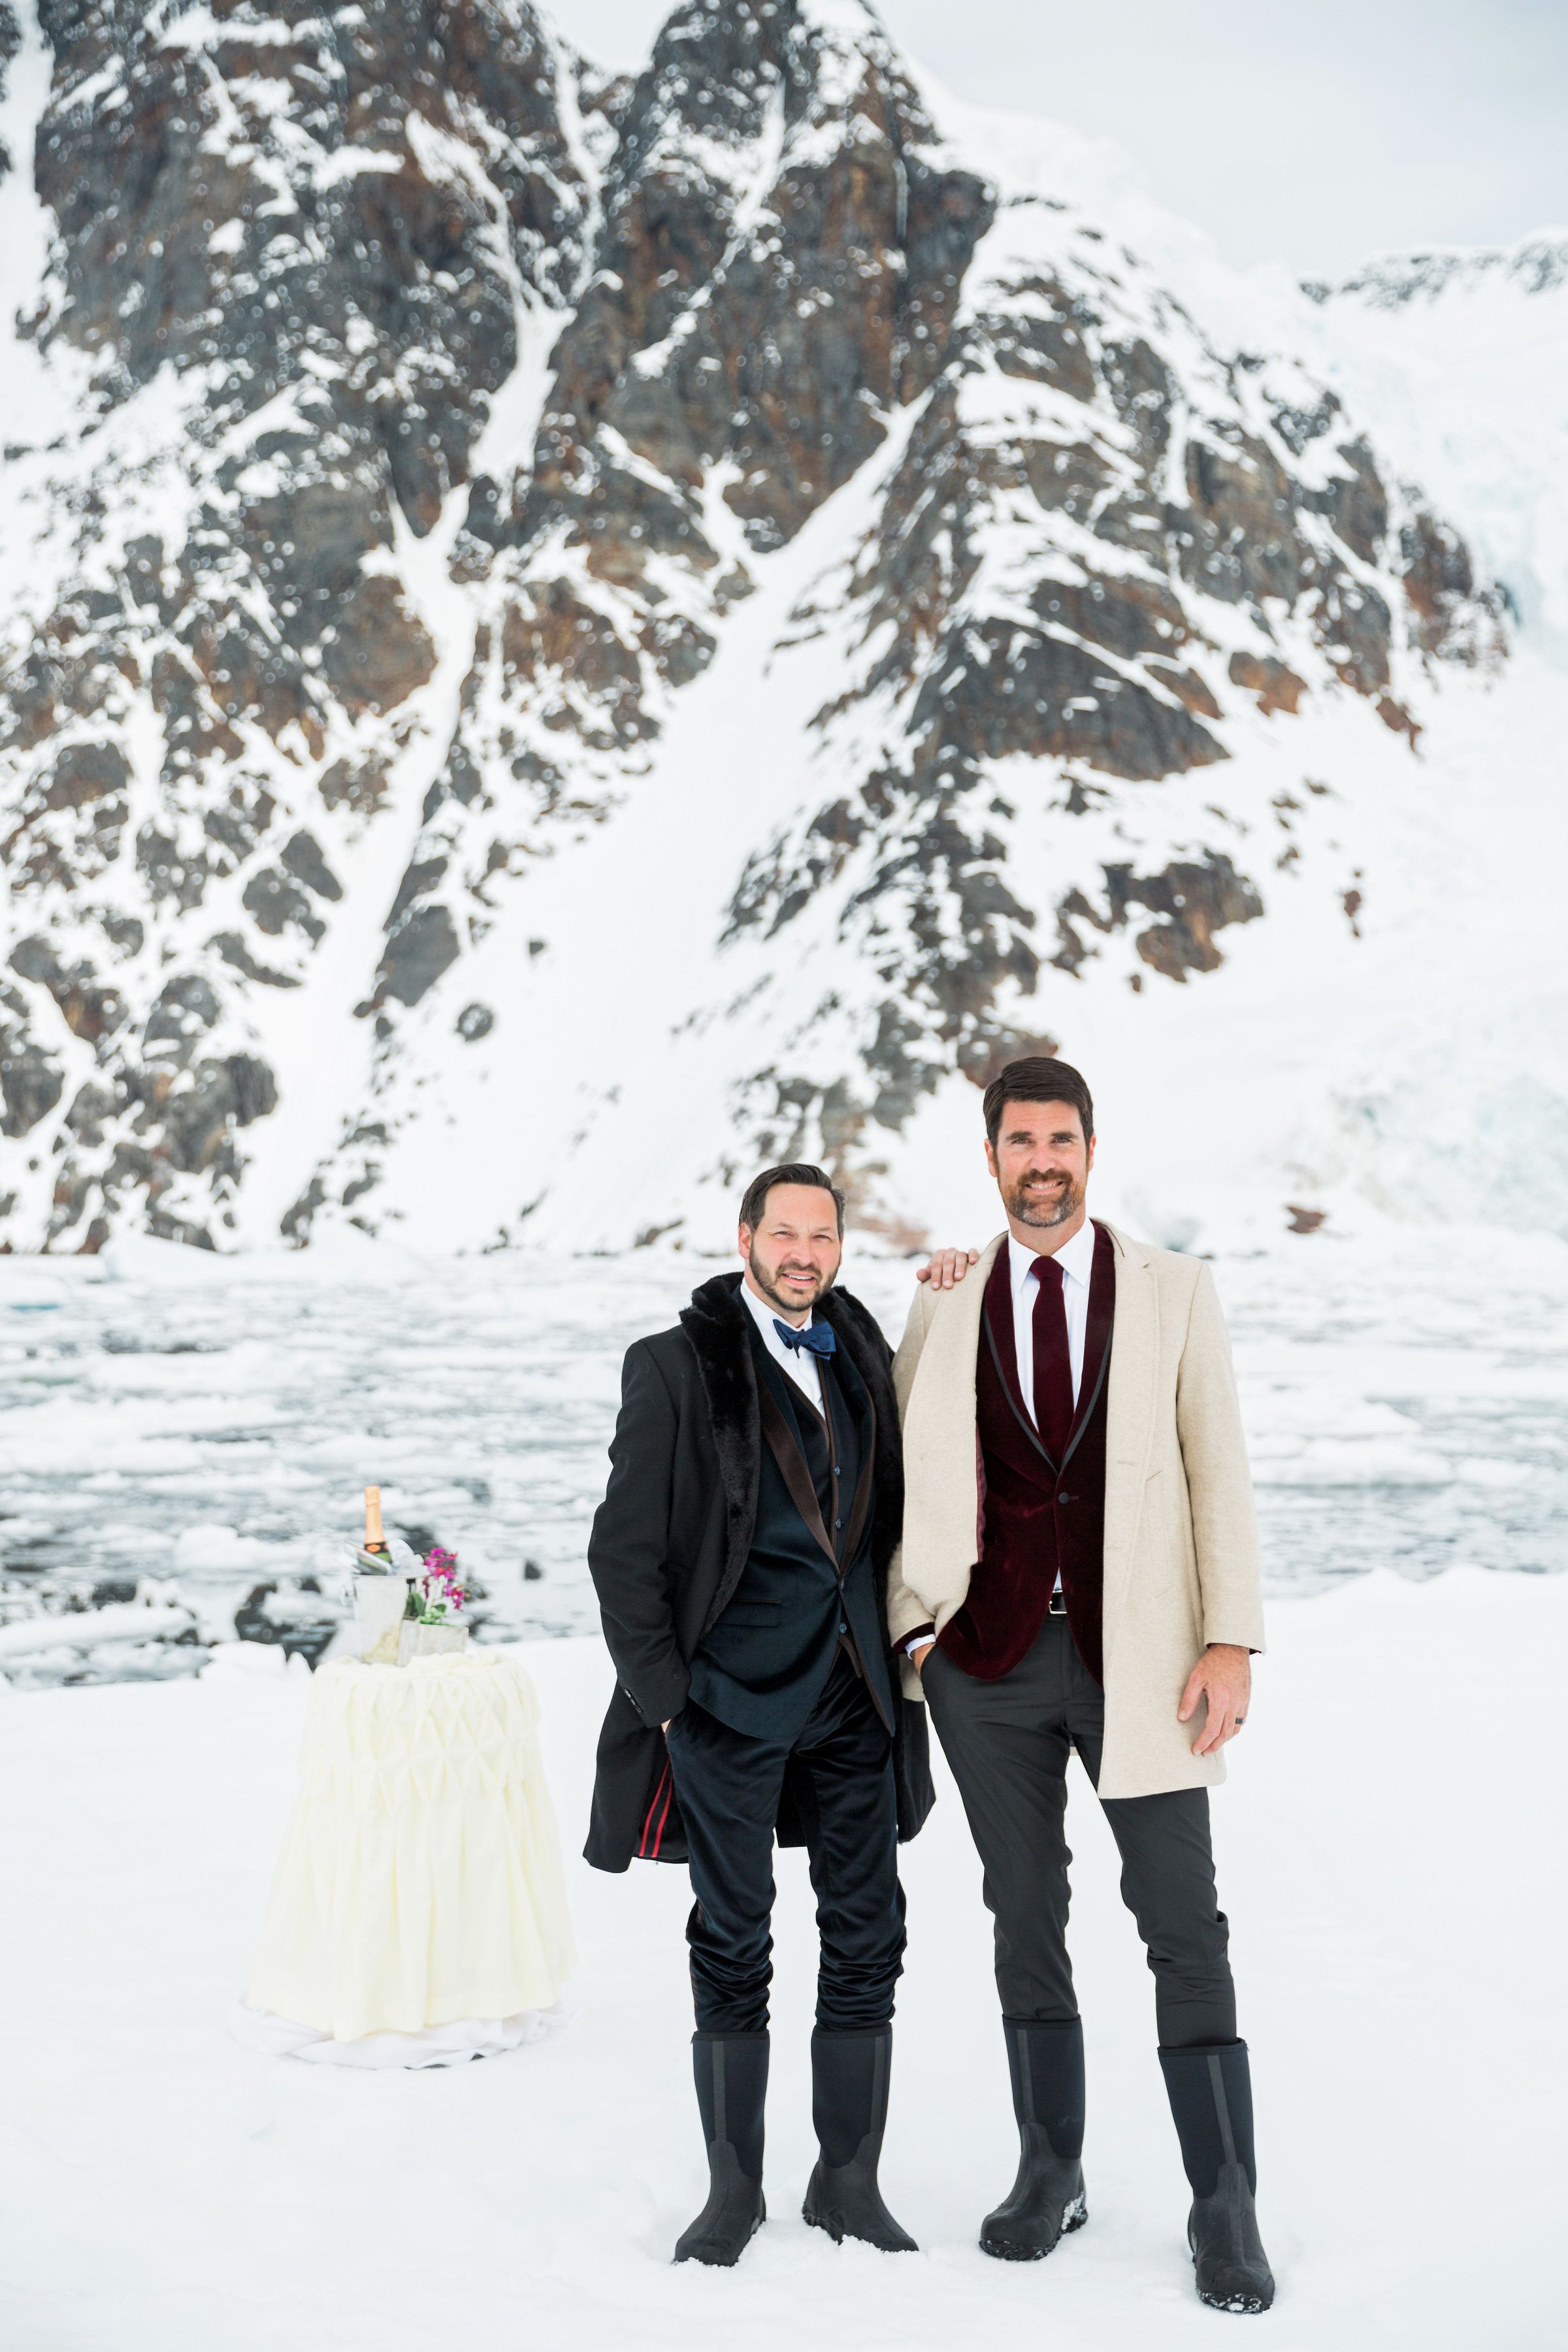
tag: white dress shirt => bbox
[1007,1217,1096,1422]
[740,1278,826,1413]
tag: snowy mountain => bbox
[1,0,1561,1257]
[1305,232,1568,649]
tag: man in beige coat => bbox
[890,1056,1275,2314]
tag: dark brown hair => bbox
[982,1057,1095,1149]
[738,1162,845,1237]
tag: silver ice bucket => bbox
[353,1573,414,1665]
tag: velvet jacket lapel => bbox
[979,1222,1116,1486]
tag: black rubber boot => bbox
[802,2025,918,2253]
[980,2016,1088,2260]
[1159,2041,1276,2314]
[673,2031,768,2266]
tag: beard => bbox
[1003,1169,1084,1231]
[747,1245,836,1315]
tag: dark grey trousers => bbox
[924,1616,1236,2047]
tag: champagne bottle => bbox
[361,1486,391,1561]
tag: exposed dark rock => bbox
[41,740,129,809]
[280,830,343,904]
[150,1053,280,1174]
[242,868,326,944]
[379,903,461,1007]
[958,1030,1062,1088]
[135,825,210,913]
[0,984,65,1137]
[64,1083,116,1145]
[9,937,125,1043]
[100,913,144,957]
[1228,651,1307,715]
[0,3,18,169]
[209,934,301,990]
[280,1175,327,1246]
[319,755,392,817]
[1115,855,1265,981]
[143,974,220,1049]
[911,623,1227,783]
[1051,855,1264,981]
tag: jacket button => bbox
[834,1516,843,1529]
[1058,1492,1073,1504]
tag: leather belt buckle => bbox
[1048,1589,1068,1617]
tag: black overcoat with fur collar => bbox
[583,1271,935,1872]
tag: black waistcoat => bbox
[688,1328,893,1741]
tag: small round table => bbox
[237,1651,575,2065]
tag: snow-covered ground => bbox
[2,1564,1562,2350]
[3,1226,1565,1684]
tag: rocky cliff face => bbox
[1,0,599,1241]
[0,0,1520,1251]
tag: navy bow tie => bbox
[774,1317,836,1360]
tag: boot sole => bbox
[979,2191,1088,2261]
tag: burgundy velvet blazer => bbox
[936,1222,1116,1684]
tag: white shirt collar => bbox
[739,1276,813,1341]
[1007,1216,1096,1293]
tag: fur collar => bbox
[678,1274,760,1623]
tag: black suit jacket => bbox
[583,1271,936,1871]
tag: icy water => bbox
[1,1228,1564,1682]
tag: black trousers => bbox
[924,1616,1236,2048]
[663,1654,906,2035]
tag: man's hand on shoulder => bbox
[915,1247,980,1290]
[1179,1642,1252,1756]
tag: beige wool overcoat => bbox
[885,1223,1266,1799]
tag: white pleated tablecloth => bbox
[235,1652,575,2066]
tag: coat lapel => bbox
[679,1275,899,1628]
[818,1286,902,1575]
[1100,1222,1160,1671]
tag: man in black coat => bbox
[586,1164,968,2266]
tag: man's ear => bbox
[983,1137,998,1179]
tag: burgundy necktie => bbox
[1030,1255,1076,1467]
